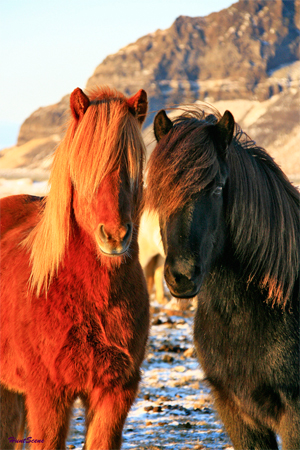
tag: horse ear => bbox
[215,110,235,155]
[154,110,173,142]
[70,88,90,122]
[127,89,148,126]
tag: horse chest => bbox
[194,287,271,377]
[14,290,137,390]
[54,316,135,389]
[193,282,293,395]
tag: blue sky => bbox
[0,0,233,148]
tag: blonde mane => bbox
[24,86,146,295]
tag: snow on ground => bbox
[66,304,234,450]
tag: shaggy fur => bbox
[146,106,300,449]
[0,86,149,450]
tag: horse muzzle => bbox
[95,222,133,256]
[164,257,202,298]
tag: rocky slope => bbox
[16,94,70,146]
[87,0,300,109]
[1,0,299,179]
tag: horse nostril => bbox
[98,224,108,243]
[122,223,132,243]
[164,264,176,284]
[98,222,132,246]
[165,264,187,286]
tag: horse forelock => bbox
[69,87,145,198]
[145,109,222,219]
[24,86,146,295]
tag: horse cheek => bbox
[73,192,98,237]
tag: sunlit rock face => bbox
[86,0,300,112]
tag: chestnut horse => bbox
[0,86,149,450]
[146,107,299,449]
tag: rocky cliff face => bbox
[87,0,299,110]
[9,0,300,178]
[17,95,70,146]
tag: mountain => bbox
[1,0,299,179]
[86,0,299,108]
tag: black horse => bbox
[145,107,299,450]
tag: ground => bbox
[66,302,234,450]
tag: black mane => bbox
[227,126,299,307]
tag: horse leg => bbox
[144,255,157,296]
[25,389,74,449]
[278,405,300,450]
[154,255,168,305]
[14,412,26,450]
[0,385,25,450]
[84,377,139,450]
[213,393,279,450]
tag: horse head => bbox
[147,109,234,298]
[70,87,148,258]
[25,86,148,294]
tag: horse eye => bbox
[213,185,223,196]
